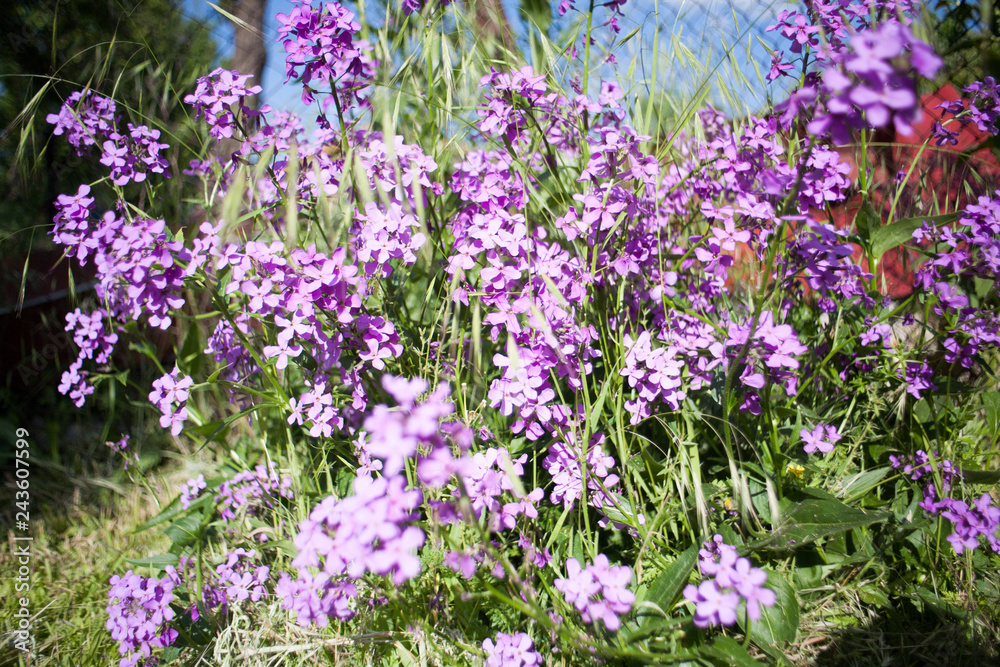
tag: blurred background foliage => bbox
[1,0,219,253]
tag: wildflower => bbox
[683,535,776,628]
[483,632,543,667]
[184,68,263,141]
[554,555,635,631]
[106,571,178,667]
[800,424,841,454]
[149,368,194,436]
[180,474,206,509]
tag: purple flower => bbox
[684,535,776,627]
[215,462,293,521]
[554,555,635,631]
[180,474,206,509]
[184,68,265,141]
[149,368,193,436]
[684,579,740,628]
[106,571,178,667]
[281,474,425,625]
[275,0,376,111]
[483,632,543,667]
[46,90,118,155]
[800,424,841,455]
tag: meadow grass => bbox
[4,0,1000,665]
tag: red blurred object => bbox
[822,83,1000,298]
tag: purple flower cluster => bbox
[276,0,376,109]
[769,4,942,142]
[909,194,1000,378]
[99,123,171,186]
[278,474,423,625]
[106,435,130,453]
[184,68,265,141]
[106,571,178,667]
[936,77,1000,137]
[148,368,193,436]
[782,222,873,310]
[889,449,960,489]
[361,375,472,480]
[800,423,842,455]
[179,474,206,509]
[46,90,119,154]
[482,632,543,667]
[723,311,808,415]
[541,432,641,532]
[619,330,687,423]
[935,494,1000,554]
[354,201,427,281]
[892,453,1000,554]
[215,462,294,521]
[215,548,271,603]
[47,91,172,184]
[683,535,775,628]
[58,306,118,407]
[553,555,635,631]
[51,186,190,334]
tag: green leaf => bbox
[179,323,203,373]
[640,545,698,622]
[835,467,890,500]
[191,404,264,448]
[744,571,799,646]
[855,200,880,243]
[911,585,969,620]
[983,392,1000,438]
[134,492,212,533]
[394,642,419,667]
[958,467,1000,484]
[701,635,762,666]
[163,513,203,548]
[125,553,179,569]
[622,616,690,644]
[186,420,229,438]
[859,583,890,608]
[134,496,182,532]
[975,277,994,299]
[870,212,957,261]
[749,499,890,551]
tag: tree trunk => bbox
[217,0,267,163]
[228,0,268,110]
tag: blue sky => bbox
[184,0,793,126]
